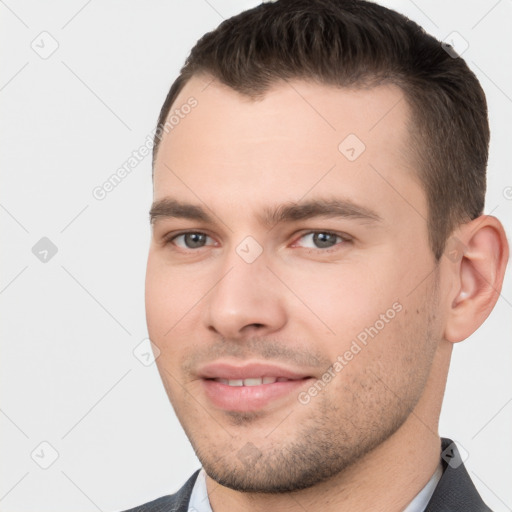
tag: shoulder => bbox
[119,470,200,512]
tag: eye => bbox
[165,232,216,249]
[292,231,349,251]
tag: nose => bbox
[202,250,288,341]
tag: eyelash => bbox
[162,230,351,253]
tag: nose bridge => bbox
[217,233,269,295]
[203,238,287,337]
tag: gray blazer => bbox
[121,438,492,512]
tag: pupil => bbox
[186,233,206,248]
[314,232,335,248]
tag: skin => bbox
[145,75,508,511]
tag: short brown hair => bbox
[153,0,489,261]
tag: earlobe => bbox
[444,216,509,343]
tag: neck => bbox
[206,342,452,512]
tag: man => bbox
[124,0,509,510]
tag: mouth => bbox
[211,376,302,386]
[198,362,314,412]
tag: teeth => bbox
[214,377,284,386]
[243,378,263,386]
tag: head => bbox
[145,0,508,495]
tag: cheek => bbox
[145,257,170,338]
[323,305,435,423]
[145,255,210,379]
[287,261,401,342]
[145,254,201,337]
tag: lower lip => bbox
[202,379,311,412]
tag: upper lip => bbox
[198,361,312,380]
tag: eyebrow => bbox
[149,197,382,227]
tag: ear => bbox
[443,215,509,343]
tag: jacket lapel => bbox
[424,438,491,511]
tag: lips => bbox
[198,361,313,412]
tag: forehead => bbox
[153,76,425,228]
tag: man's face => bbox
[146,76,446,492]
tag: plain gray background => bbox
[1,1,511,511]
